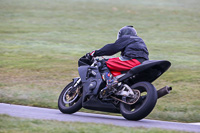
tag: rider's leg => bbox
[99,57,141,89]
[99,57,142,97]
[104,57,141,86]
[99,60,118,89]
[105,57,141,72]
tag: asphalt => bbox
[0,103,199,132]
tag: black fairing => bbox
[82,96,120,113]
[78,65,119,113]
[118,60,171,83]
[78,66,104,99]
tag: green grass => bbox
[0,114,189,133]
[0,0,200,123]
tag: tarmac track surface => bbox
[0,103,199,132]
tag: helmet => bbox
[117,25,137,39]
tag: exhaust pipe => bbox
[157,86,172,99]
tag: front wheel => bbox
[58,81,82,114]
[120,82,157,120]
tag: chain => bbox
[110,89,140,105]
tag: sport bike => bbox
[58,55,172,120]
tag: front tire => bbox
[120,82,157,120]
[58,82,82,114]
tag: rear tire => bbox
[120,82,157,120]
[58,82,82,114]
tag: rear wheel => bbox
[58,81,82,114]
[120,82,157,120]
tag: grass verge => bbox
[0,114,189,133]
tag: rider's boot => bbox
[103,72,118,87]
[100,72,119,98]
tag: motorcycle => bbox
[58,55,172,120]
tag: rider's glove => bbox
[90,50,96,57]
[86,50,96,60]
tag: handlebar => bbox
[78,55,95,67]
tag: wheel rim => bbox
[123,86,147,113]
[62,86,79,104]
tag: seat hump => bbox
[130,60,171,73]
[118,60,171,82]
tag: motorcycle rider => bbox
[87,26,149,94]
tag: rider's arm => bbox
[94,37,129,56]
